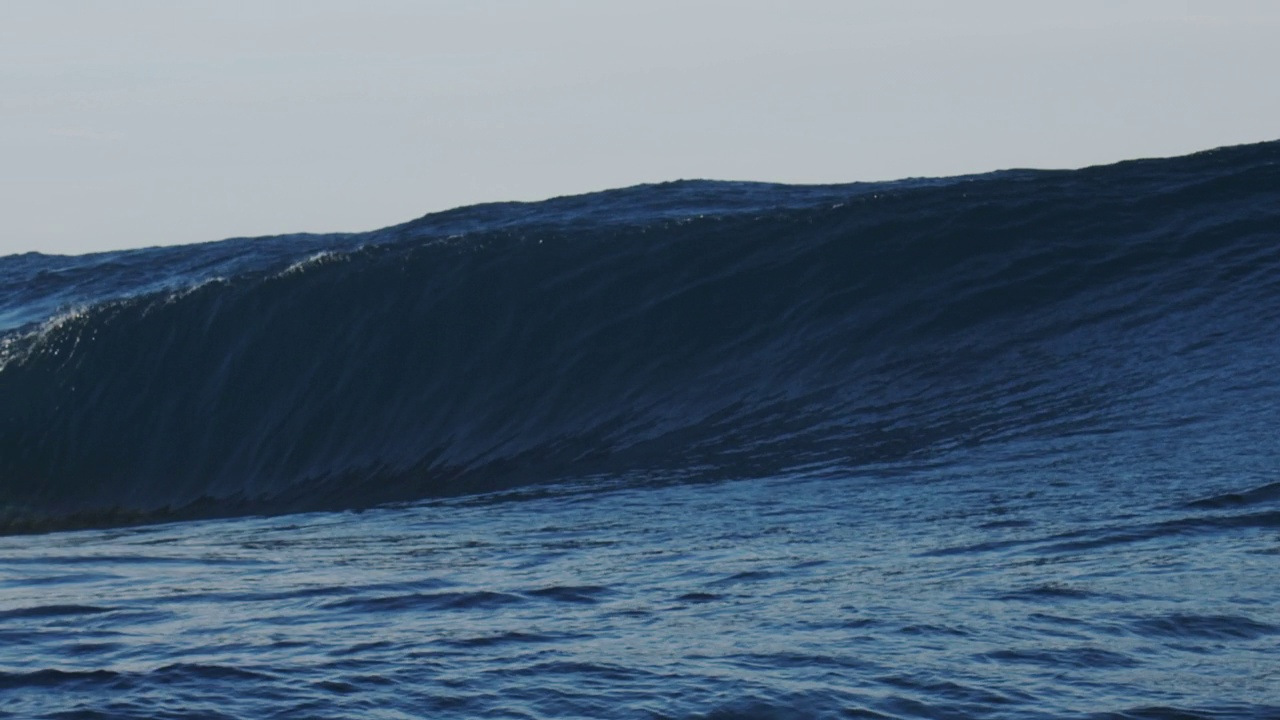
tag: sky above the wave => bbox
[3,0,1278,256]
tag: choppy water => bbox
[2,140,1279,717]
[4,462,1278,719]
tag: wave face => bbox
[2,141,1279,531]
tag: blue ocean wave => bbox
[2,141,1278,532]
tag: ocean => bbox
[1,141,1278,719]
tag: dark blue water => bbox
[2,141,1278,718]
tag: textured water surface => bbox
[2,140,1279,717]
[3,461,1278,719]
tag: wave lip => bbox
[2,140,1280,533]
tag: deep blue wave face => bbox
[2,141,1279,531]
[4,142,1280,720]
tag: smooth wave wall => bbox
[2,142,1278,531]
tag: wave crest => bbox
[3,141,1279,532]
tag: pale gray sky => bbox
[3,1,1278,255]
